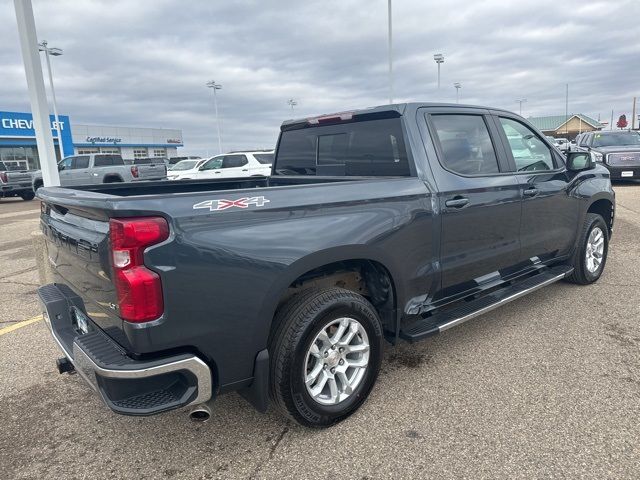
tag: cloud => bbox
[1,0,638,155]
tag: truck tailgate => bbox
[40,204,124,339]
[136,163,167,179]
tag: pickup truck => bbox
[573,131,640,180]
[32,153,166,190]
[0,161,36,201]
[36,103,615,428]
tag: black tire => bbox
[20,190,35,201]
[33,181,43,192]
[566,213,609,285]
[269,287,383,428]
[103,176,123,183]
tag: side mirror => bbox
[58,164,64,171]
[566,152,593,172]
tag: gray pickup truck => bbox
[36,103,614,428]
[32,153,166,190]
[0,161,36,201]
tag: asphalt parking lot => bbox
[1,185,639,479]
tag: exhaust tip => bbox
[189,404,211,423]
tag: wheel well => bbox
[103,175,123,183]
[587,199,614,232]
[276,259,397,335]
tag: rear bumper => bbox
[0,183,31,194]
[38,283,212,416]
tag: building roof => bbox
[527,114,602,131]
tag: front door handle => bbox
[523,188,538,197]
[242,169,248,172]
[445,197,469,208]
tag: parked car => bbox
[180,150,273,180]
[0,161,35,201]
[554,137,569,153]
[166,158,208,180]
[36,103,614,428]
[572,131,640,180]
[32,153,166,190]
[167,155,201,166]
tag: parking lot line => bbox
[0,208,40,220]
[0,315,42,336]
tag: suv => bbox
[179,150,273,180]
[37,103,614,427]
[573,131,640,179]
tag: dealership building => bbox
[0,110,183,170]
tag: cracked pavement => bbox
[1,184,639,479]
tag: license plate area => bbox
[621,171,633,177]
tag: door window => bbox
[222,155,248,168]
[201,158,223,170]
[430,114,500,175]
[58,157,74,171]
[499,118,555,172]
[72,156,90,169]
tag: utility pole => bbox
[287,99,297,112]
[387,0,393,104]
[454,83,461,103]
[206,80,223,154]
[13,0,59,186]
[434,53,444,91]
[610,110,614,131]
[565,83,569,136]
[516,98,527,116]
[632,97,637,130]
[38,40,65,161]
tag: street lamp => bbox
[454,82,461,103]
[38,40,64,162]
[205,80,223,154]
[388,0,393,104]
[434,53,444,90]
[287,98,298,112]
[516,98,527,116]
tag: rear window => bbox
[94,154,124,166]
[254,153,274,164]
[0,161,7,171]
[274,118,411,176]
[133,158,161,165]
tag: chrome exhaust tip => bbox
[189,403,212,422]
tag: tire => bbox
[566,213,609,284]
[269,287,384,428]
[33,181,43,192]
[20,190,35,201]
[104,177,123,183]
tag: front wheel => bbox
[566,213,609,284]
[269,287,383,428]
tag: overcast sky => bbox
[1,0,639,155]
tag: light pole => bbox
[287,98,298,112]
[206,80,223,154]
[434,53,444,91]
[454,82,461,103]
[516,98,527,116]
[387,0,393,104]
[38,40,65,162]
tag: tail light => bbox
[109,217,169,322]
[0,172,7,183]
[130,166,139,178]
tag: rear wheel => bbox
[20,190,35,201]
[566,213,609,284]
[269,287,383,427]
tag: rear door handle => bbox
[523,188,538,197]
[445,197,469,208]
[242,169,248,172]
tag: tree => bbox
[617,114,628,129]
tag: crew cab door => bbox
[422,108,522,298]
[218,154,250,178]
[492,113,578,263]
[56,157,74,185]
[69,155,91,185]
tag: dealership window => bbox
[0,146,40,170]
[153,148,166,158]
[77,148,99,155]
[133,148,148,159]
[99,147,120,154]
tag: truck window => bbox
[274,117,410,176]
[254,153,274,164]
[72,156,90,169]
[498,118,554,172]
[94,155,124,167]
[430,114,500,175]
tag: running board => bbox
[399,265,573,343]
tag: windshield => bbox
[592,133,640,147]
[171,160,198,171]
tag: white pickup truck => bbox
[32,153,166,190]
[0,161,36,201]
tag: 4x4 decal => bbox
[193,196,270,212]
